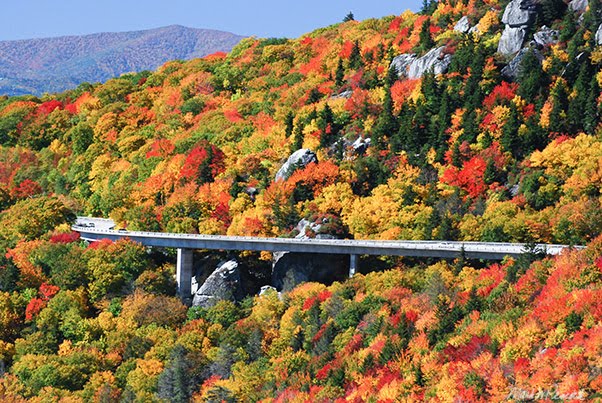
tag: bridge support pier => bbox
[349,254,358,277]
[176,248,193,302]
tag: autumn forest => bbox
[0,0,602,400]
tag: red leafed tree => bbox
[25,298,46,321]
[39,283,60,301]
[483,82,518,109]
[441,156,488,198]
[179,142,225,184]
[146,139,175,159]
[49,231,80,244]
[10,179,42,199]
[37,100,63,116]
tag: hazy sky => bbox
[0,1,421,41]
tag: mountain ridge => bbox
[0,25,245,96]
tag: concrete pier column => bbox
[176,248,193,301]
[349,254,358,277]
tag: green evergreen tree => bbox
[318,104,337,148]
[584,74,600,134]
[157,345,194,403]
[517,49,547,103]
[372,75,398,150]
[417,18,435,53]
[548,79,569,134]
[568,61,591,134]
[291,121,305,152]
[500,103,521,158]
[540,0,567,26]
[284,111,294,138]
[348,41,363,70]
[335,58,345,87]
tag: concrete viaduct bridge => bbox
[72,217,580,299]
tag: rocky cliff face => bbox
[501,47,544,80]
[391,46,452,79]
[192,260,245,307]
[497,0,538,55]
[275,149,318,181]
[271,252,350,292]
[533,26,559,47]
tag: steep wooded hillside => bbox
[0,0,601,400]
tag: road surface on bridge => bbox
[73,217,580,261]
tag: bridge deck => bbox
[72,217,580,261]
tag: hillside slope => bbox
[0,25,244,96]
[0,0,601,400]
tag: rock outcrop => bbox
[501,0,537,27]
[569,0,588,14]
[501,47,543,80]
[192,260,245,308]
[390,54,416,77]
[272,253,349,292]
[454,16,471,33]
[498,26,528,55]
[391,46,452,79]
[275,149,318,181]
[498,0,538,55]
[352,136,371,155]
[533,26,559,47]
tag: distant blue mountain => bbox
[0,25,244,96]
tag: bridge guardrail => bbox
[72,220,583,259]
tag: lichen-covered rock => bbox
[533,26,559,47]
[501,47,543,80]
[192,260,244,308]
[275,149,318,181]
[408,47,452,79]
[498,26,527,55]
[501,0,538,27]
[392,47,452,80]
[454,16,471,33]
[569,0,588,13]
[390,54,417,77]
[596,24,602,46]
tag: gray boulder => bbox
[391,47,452,80]
[597,24,602,46]
[408,47,452,79]
[454,16,471,33]
[501,0,538,27]
[331,89,353,99]
[569,0,588,13]
[498,26,528,55]
[533,26,559,47]
[192,260,244,308]
[294,217,337,240]
[390,54,417,77]
[275,149,318,181]
[501,47,543,80]
[469,25,481,35]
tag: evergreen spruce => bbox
[348,41,363,70]
[284,111,294,138]
[335,58,345,87]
